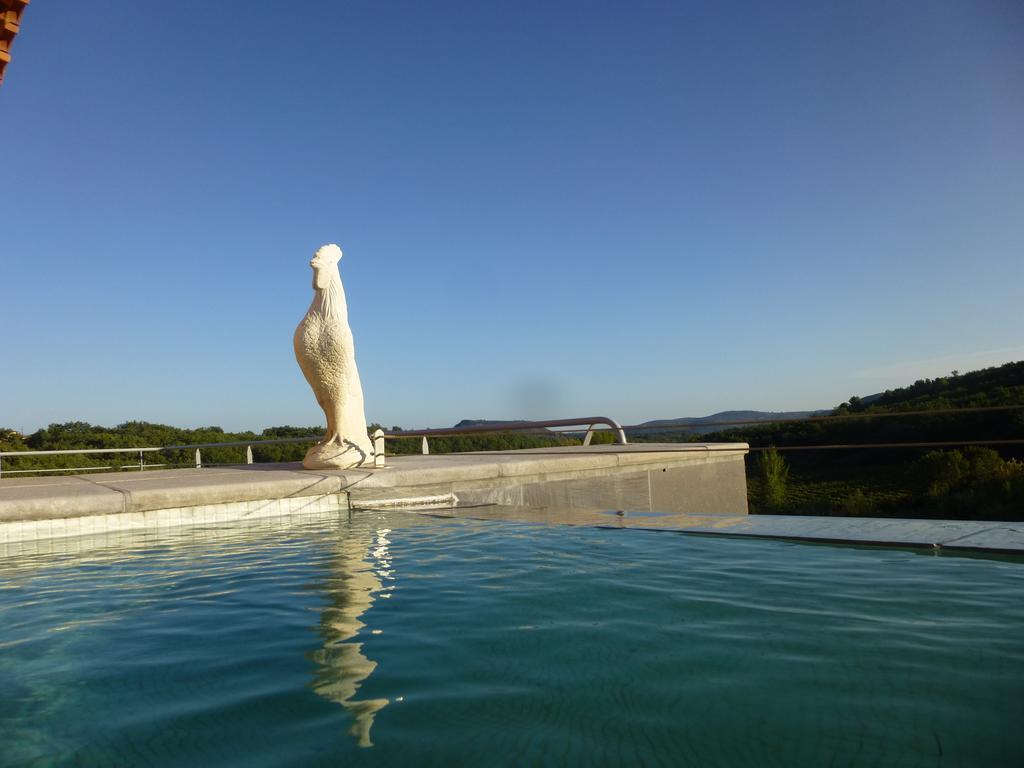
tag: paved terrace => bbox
[0,444,1021,553]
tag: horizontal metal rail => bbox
[0,435,319,458]
[0,418,628,477]
[381,416,628,452]
[0,464,171,476]
[617,404,1024,433]
[3,408,1017,478]
[0,436,321,478]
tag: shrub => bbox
[759,447,789,510]
[838,489,875,516]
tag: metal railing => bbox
[0,436,319,477]
[613,403,1024,434]
[542,404,1024,451]
[0,416,628,478]
[379,416,628,455]
[8,401,1016,478]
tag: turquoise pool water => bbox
[0,510,1021,767]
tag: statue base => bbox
[302,439,374,470]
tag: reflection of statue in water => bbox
[309,522,394,747]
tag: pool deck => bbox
[420,506,1024,555]
[0,444,1021,553]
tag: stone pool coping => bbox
[1,443,1020,553]
[0,443,748,525]
[418,506,1024,554]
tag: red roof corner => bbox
[0,0,30,87]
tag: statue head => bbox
[310,243,342,290]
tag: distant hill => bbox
[452,361,1024,438]
[835,360,1024,413]
[696,360,1024,449]
[726,360,1024,521]
[452,412,834,436]
[636,410,831,435]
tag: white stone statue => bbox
[294,244,375,469]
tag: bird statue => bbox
[294,243,375,469]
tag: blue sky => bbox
[2,0,1022,432]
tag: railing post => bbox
[195,449,202,469]
[139,450,145,471]
[372,429,386,468]
[246,445,253,464]
[421,436,429,455]
[582,425,595,446]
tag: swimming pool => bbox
[1,509,1021,766]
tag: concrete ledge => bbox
[0,494,346,552]
[2,501,1020,559]
[419,506,1024,554]
[0,444,749,537]
[0,466,368,521]
[0,476,127,520]
[6,442,1018,555]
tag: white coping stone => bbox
[0,445,745,523]
[1,502,1021,555]
[4,445,1019,552]
[936,523,1024,552]
[0,493,351,544]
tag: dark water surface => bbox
[0,510,1021,767]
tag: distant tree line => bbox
[632,361,1024,521]
[371,424,584,456]
[4,362,1020,520]
[0,421,584,475]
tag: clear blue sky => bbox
[2,0,1022,432]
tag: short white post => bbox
[373,429,386,468]
[421,436,429,455]
[195,449,202,468]
[246,445,253,464]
